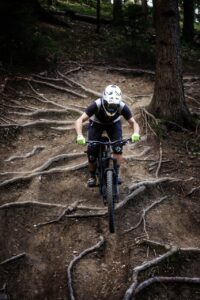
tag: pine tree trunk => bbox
[148,0,193,128]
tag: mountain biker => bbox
[75,84,140,187]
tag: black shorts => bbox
[87,120,123,157]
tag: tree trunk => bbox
[148,0,193,128]
[113,0,123,25]
[183,0,194,43]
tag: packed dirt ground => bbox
[0,57,200,298]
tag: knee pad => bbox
[87,144,99,162]
[112,145,123,154]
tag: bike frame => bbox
[87,137,131,233]
[97,141,119,203]
[87,137,131,200]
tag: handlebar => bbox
[86,138,131,146]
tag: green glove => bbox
[131,133,140,143]
[76,134,86,145]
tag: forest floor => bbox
[0,22,200,300]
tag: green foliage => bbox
[0,1,36,63]
[181,41,200,63]
[0,1,48,65]
[32,28,64,62]
[0,0,197,69]
[56,0,112,18]
[0,0,69,65]
[123,3,151,36]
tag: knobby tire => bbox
[106,170,115,233]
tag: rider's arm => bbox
[75,112,89,136]
[121,104,140,134]
[75,101,98,136]
[127,117,140,134]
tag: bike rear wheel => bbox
[106,170,115,233]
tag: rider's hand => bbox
[131,133,140,143]
[76,134,86,145]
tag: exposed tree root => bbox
[107,67,155,76]
[124,196,168,236]
[132,94,153,98]
[155,141,162,178]
[50,126,75,131]
[5,145,46,162]
[186,186,200,196]
[128,177,180,192]
[0,201,66,210]
[123,246,178,300]
[124,240,200,300]
[186,94,200,105]
[67,236,105,300]
[27,82,83,110]
[0,100,35,112]
[0,114,18,125]
[138,239,200,253]
[0,119,75,128]
[164,120,190,132]
[0,253,27,266]
[63,66,82,75]
[34,200,84,227]
[57,71,101,97]
[25,78,87,98]
[66,186,146,219]
[148,160,171,172]
[33,74,73,88]
[134,276,200,296]
[9,107,82,117]
[1,152,86,176]
[65,211,106,218]
[0,161,88,188]
[116,186,146,210]
[124,147,152,161]
[141,107,159,137]
[28,82,57,103]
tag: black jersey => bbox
[85,98,132,124]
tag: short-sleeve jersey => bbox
[85,98,132,124]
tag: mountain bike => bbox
[87,137,131,233]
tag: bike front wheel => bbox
[106,170,115,233]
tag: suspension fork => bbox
[103,157,118,185]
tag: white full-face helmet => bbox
[102,84,122,116]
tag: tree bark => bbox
[148,0,193,128]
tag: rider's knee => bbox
[112,145,123,155]
[87,144,99,162]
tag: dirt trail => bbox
[0,64,200,299]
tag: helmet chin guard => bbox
[102,85,122,116]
